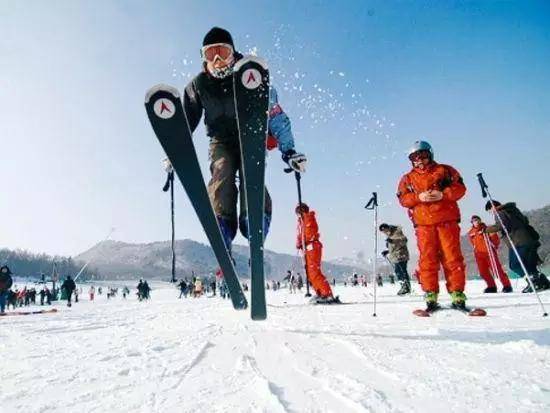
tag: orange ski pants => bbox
[303,241,333,298]
[415,221,466,293]
[474,252,511,288]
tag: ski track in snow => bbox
[1,280,549,413]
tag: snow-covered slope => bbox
[1,280,549,412]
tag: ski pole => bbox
[482,232,500,282]
[287,169,312,298]
[365,192,378,317]
[383,255,393,270]
[477,173,547,316]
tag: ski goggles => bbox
[408,150,431,162]
[201,43,234,63]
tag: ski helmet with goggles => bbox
[408,140,434,161]
[201,27,236,79]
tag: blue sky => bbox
[1,0,549,261]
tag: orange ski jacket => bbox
[397,162,466,226]
[468,224,500,254]
[296,211,320,250]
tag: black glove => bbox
[381,250,389,257]
[282,149,307,173]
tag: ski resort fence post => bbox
[477,173,548,317]
[163,158,177,283]
[365,192,378,317]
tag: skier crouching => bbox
[397,140,467,312]
[295,203,338,304]
[484,200,550,293]
[184,27,306,252]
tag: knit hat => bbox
[203,27,234,47]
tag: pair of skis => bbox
[0,308,58,317]
[144,57,270,320]
[413,305,486,317]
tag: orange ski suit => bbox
[397,162,467,293]
[468,224,511,288]
[296,211,333,298]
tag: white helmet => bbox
[407,140,434,160]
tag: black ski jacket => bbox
[184,53,244,140]
[61,279,76,293]
[0,273,13,293]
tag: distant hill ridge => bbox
[75,239,363,281]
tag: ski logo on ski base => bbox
[153,98,176,119]
[242,68,262,89]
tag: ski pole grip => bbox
[476,173,488,198]
[365,192,378,209]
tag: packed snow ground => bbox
[1,280,549,413]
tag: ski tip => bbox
[469,308,487,317]
[413,309,431,317]
[234,55,268,72]
[145,84,180,103]
[251,312,267,321]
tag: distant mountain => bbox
[525,204,550,263]
[75,239,364,281]
[328,256,368,270]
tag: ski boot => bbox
[535,272,550,291]
[425,292,440,312]
[311,295,341,305]
[502,285,513,293]
[413,292,440,316]
[450,291,467,311]
[483,286,497,293]
[522,273,550,293]
[397,280,411,296]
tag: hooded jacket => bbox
[486,203,540,247]
[385,225,409,263]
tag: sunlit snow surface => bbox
[1,280,549,413]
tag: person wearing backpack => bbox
[485,201,550,293]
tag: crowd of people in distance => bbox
[177,276,231,299]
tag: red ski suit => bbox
[296,211,333,298]
[397,162,467,293]
[468,224,511,288]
